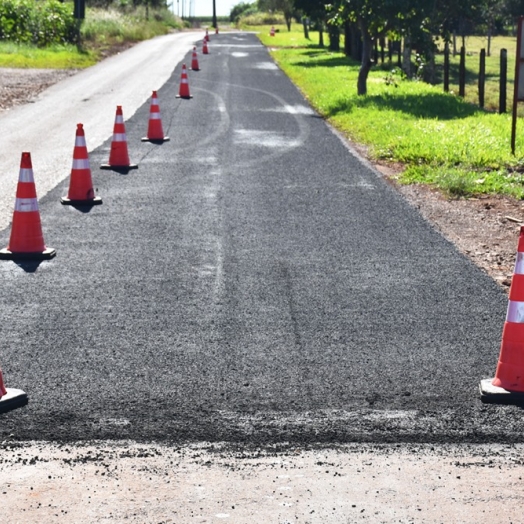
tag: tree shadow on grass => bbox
[326,91,483,120]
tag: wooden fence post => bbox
[459,46,466,97]
[479,49,486,108]
[500,48,507,114]
[444,42,450,92]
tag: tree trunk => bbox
[328,25,340,52]
[285,14,291,31]
[357,21,373,96]
[427,48,436,84]
[351,22,361,61]
[318,22,324,47]
[402,36,411,78]
[343,20,351,56]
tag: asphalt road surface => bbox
[0,32,518,445]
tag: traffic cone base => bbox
[100,162,138,171]
[141,136,170,143]
[0,247,56,260]
[479,378,524,405]
[61,195,103,206]
[0,388,29,413]
[176,94,193,99]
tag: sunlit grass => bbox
[0,42,96,68]
[252,25,335,50]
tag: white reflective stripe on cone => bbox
[112,133,127,141]
[150,112,161,120]
[115,116,124,123]
[72,158,90,170]
[515,252,524,275]
[18,168,34,183]
[75,137,87,147]
[507,300,524,323]
[14,198,38,212]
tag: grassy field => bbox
[254,26,524,199]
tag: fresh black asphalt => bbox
[0,33,518,445]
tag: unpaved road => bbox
[2,441,524,523]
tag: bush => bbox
[229,1,255,23]
[238,11,285,26]
[0,0,77,46]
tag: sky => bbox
[171,0,240,18]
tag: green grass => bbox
[267,42,524,199]
[254,24,331,49]
[0,42,96,68]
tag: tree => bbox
[230,1,256,23]
[331,0,414,95]
[258,0,296,30]
[294,0,329,46]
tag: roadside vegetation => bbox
[0,0,186,69]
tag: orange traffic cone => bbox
[481,225,524,403]
[176,64,192,99]
[0,152,56,260]
[270,26,275,36]
[62,124,102,206]
[204,29,209,42]
[0,366,28,414]
[190,47,200,71]
[215,27,219,35]
[203,39,209,55]
[100,105,138,171]
[141,91,169,143]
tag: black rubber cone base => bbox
[100,164,138,173]
[61,196,103,206]
[0,247,56,260]
[176,95,193,99]
[479,378,524,405]
[0,388,28,414]
[141,136,170,143]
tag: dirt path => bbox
[1,441,524,523]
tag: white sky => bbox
[170,0,241,18]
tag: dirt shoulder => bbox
[1,441,524,523]
[381,164,522,292]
